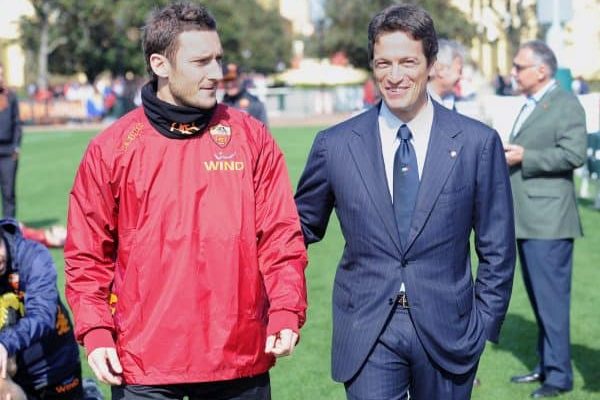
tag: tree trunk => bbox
[37,16,49,90]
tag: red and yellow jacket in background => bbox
[64,104,308,384]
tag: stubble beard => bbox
[169,80,216,110]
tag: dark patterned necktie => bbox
[393,124,419,245]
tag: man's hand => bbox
[265,329,298,358]
[0,344,7,379]
[504,144,524,166]
[88,347,123,385]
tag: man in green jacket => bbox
[504,40,587,398]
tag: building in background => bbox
[451,0,599,81]
[0,0,33,88]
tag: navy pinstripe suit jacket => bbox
[295,101,516,382]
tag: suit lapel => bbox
[514,86,559,140]
[347,104,403,254]
[404,103,463,252]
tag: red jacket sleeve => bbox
[253,124,308,336]
[64,139,118,353]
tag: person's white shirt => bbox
[378,96,434,294]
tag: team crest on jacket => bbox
[209,124,232,148]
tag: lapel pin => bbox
[450,150,457,158]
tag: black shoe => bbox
[511,372,544,384]
[531,384,567,398]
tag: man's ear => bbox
[149,54,171,79]
[535,63,550,82]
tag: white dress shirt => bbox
[378,97,434,293]
[378,96,434,199]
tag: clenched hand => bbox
[265,329,299,357]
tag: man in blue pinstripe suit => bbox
[295,4,516,399]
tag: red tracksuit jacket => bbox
[65,104,307,384]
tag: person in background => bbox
[427,38,465,111]
[0,218,84,400]
[494,68,510,96]
[0,62,22,219]
[221,63,269,126]
[571,76,590,95]
[64,2,307,399]
[362,76,380,108]
[505,40,587,399]
[20,222,67,248]
[295,4,515,399]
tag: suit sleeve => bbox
[253,126,308,336]
[294,132,335,245]
[473,130,516,343]
[64,140,118,353]
[521,99,587,177]
[0,244,58,356]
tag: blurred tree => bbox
[205,0,292,74]
[18,0,291,87]
[18,0,67,90]
[19,0,159,86]
[317,0,476,70]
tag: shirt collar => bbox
[530,79,556,103]
[379,96,434,138]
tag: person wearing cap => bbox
[0,218,84,400]
[221,63,269,126]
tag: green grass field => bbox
[18,126,600,399]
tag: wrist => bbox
[83,328,116,356]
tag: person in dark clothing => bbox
[0,219,84,400]
[221,63,269,126]
[0,63,22,218]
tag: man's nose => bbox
[388,65,405,82]
[208,60,223,81]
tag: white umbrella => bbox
[276,58,368,86]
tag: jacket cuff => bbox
[267,310,299,336]
[83,328,116,355]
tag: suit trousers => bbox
[518,239,574,390]
[0,155,17,218]
[344,306,478,400]
[111,373,270,400]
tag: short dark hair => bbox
[142,2,217,79]
[368,4,438,66]
[520,40,557,77]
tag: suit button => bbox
[388,298,394,305]
[401,260,408,267]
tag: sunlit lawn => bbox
[19,125,600,399]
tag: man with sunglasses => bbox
[505,40,587,398]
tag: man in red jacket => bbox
[64,2,307,399]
